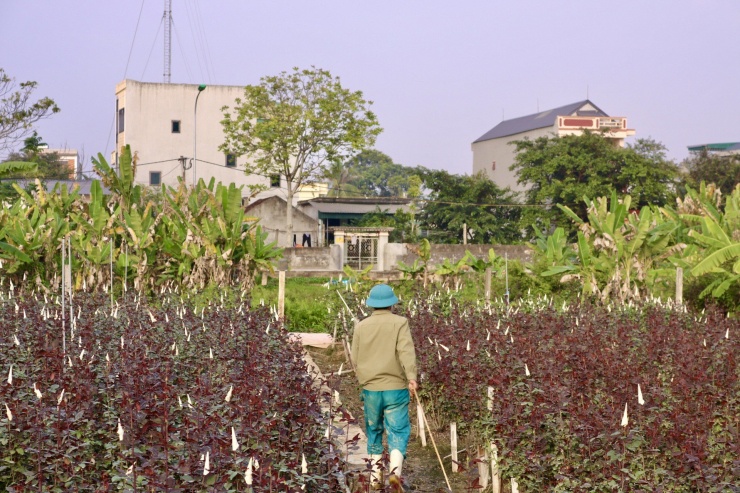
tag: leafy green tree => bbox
[0,68,59,155]
[418,170,521,244]
[511,132,679,234]
[3,132,68,179]
[681,149,740,196]
[221,67,381,242]
[339,149,425,198]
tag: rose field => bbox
[410,296,738,492]
[1,284,738,492]
[0,291,350,492]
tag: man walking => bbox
[351,284,417,489]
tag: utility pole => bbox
[178,155,187,183]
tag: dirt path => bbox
[306,345,478,492]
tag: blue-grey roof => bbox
[15,179,111,195]
[473,100,609,143]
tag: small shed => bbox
[244,195,318,248]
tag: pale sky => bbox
[2,1,739,175]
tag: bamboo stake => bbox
[414,392,453,492]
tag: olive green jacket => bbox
[351,309,417,391]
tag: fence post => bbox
[485,268,492,302]
[417,400,427,447]
[676,267,683,305]
[450,422,458,473]
[278,271,285,320]
[478,445,490,488]
[491,441,500,493]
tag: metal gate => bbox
[344,234,378,270]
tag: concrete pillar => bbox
[377,231,389,271]
[334,230,345,268]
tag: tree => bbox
[681,149,740,196]
[0,68,59,156]
[341,149,424,197]
[511,132,679,234]
[221,67,381,243]
[418,170,521,244]
[323,160,362,198]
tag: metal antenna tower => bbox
[163,0,172,83]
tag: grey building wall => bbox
[245,196,318,248]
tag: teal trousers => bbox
[362,388,410,456]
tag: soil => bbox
[306,345,481,493]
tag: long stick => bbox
[414,392,453,492]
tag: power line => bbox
[123,0,147,80]
[140,15,164,80]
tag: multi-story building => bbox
[472,100,635,192]
[113,79,271,196]
[40,147,81,180]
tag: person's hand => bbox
[408,379,418,395]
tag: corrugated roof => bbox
[473,100,609,143]
[687,142,740,152]
[301,202,410,215]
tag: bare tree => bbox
[0,68,60,158]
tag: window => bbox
[270,174,280,188]
[150,171,161,186]
[171,120,181,133]
[225,153,236,167]
[118,107,125,133]
[491,161,496,171]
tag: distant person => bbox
[351,284,417,489]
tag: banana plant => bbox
[433,256,470,291]
[464,247,505,274]
[553,190,682,302]
[398,238,432,286]
[686,184,740,298]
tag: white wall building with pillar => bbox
[113,79,271,196]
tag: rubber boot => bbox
[369,454,383,489]
[388,449,404,485]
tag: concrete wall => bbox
[282,246,339,271]
[277,242,534,274]
[472,125,555,192]
[392,243,534,268]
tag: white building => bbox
[472,100,635,192]
[113,79,272,197]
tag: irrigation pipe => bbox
[414,391,453,492]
